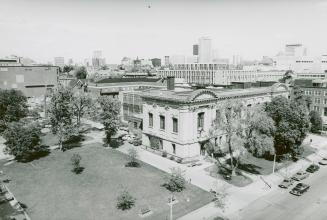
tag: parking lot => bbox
[237,162,327,220]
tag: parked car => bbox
[306,164,320,173]
[319,158,327,165]
[289,183,310,196]
[278,178,295,188]
[291,171,309,181]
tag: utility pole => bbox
[272,154,276,174]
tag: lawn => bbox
[1,143,212,220]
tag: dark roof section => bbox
[97,77,162,84]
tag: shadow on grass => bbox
[237,163,262,175]
[125,161,140,168]
[72,167,85,174]
[19,146,51,163]
[62,135,85,151]
[103,138,123,149]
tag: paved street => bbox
[235,162,327,220]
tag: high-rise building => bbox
[68,58,74,66]
[54,57,65,67]
[198,37,212,63]
[170,55,186,65]
[92,50,106,69]
[232,55,242,66]
[193,44,199,55]
[164,56,170,66]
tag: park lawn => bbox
[1,144,212,220]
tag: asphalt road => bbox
[236,164,327,220]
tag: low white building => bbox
[140,83,289,161]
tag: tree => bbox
[3,121,48,162]
[48,86,78,150]
[62,65,74,74]
[292,85,312,111]
[265,96,310,158]
[212,100,245,176]
[75,66,87,79]
[72,91,93,127]
[163,167,186,192]
[116,190,136,210]
[97,96,120,144]
[0,89,28,132]
[126,147,140,167]
[244,107,276,157]
[309,110,322,133]
[71,153,83,174]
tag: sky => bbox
[0,0,327,64]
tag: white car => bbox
[319,158,327,165]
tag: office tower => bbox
[151,58,161,67]
[170,55,186,65]
[232,55,242,66]
[285,44,307,57]
[92,50,106,68]
[54,57,65,67]
[164,56,170,66]
[198,37,212,63]
[193,44,199,55]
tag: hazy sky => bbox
[1,0,327,64]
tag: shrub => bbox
[125,147,140,167]
[162,151,167,157]
[176,158,183,163]
[116,190,136,210]
[163,168,186,192]
[71,153,83,174]
[169,155,175,161]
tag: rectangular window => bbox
[324,99,327,105]
[324,108,327,117]
[160,115,165,130]
[148,113,153,127]
[315,98,321,104]
[172,144,176,154]
[172,118,178,133]
[197,112,205,129]
[314,106,320,112]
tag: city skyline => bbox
[1,0,327,64]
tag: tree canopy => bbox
[3,121,48,162]
[309,110,322,133]
[265,96,310,158]
[75,66,87,79]
[0,89,28,132]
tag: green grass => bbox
[1,144,211,220]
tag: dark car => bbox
[306,164,320,173]
[290,183,310,196]
[278,178,295,188]
[319,158,327,166]
[291,171,309,181]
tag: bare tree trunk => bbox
[227,135,235,176]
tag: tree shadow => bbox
[72,167,85,174]
[62,135,84,151]
[225,158,263,175]
[20,145,51,163]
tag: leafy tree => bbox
[126,147,140,167]
[72,91,93,127]
[75,66,87,79]
[265,96,310,158]
[3,121,48,162]
[71,153,83,174]
[116,190,136,210]
[163,167,186,192]
[48,86,78,150]
[309,110,322,133]
[62,65,74,73]
[292,85,312,110]
[97,96,120,144]
[0,89,28,132]
[212,100,245,176]
[244,107,276,157]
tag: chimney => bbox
[167,76,175,90]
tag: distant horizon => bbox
[1,0,327,64]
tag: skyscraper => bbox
[92,50,106,69]
[164,56,170,66]
[54,57,65,67]
[198,37,212,63]
[193,44,199,55]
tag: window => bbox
[324,108,327,117]
[172,118,178,133]
[172,144,176,154]
[148,113,153,127]
[324,99,327,105]
[197,112,205,129]
[315,98,321,104]
[134,122,138,129]
[314,106,320,112]
[160,115,165,130]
